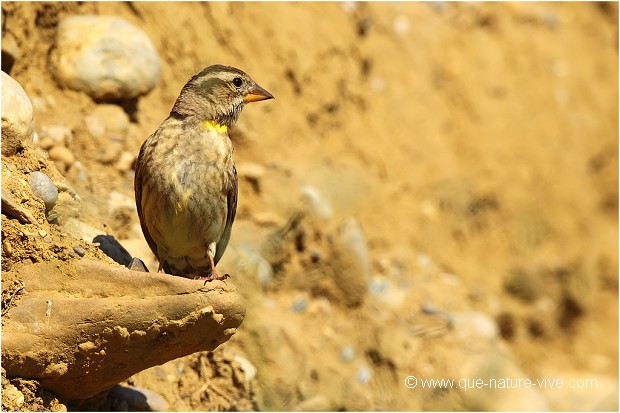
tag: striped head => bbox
[171,64,274,127]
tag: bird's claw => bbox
[193,273,230,285]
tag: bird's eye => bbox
[232,77,243,88]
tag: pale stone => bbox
[1,71,35,155]
[52,16,161,100]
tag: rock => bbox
[3,240,13,256]
[62,217,106,242]
[86,104,130,139]
[233,355,257,383]
[451,311,499,350]
[51,16,161,101]
[114,151,135,172]
[1,188,38,225]
[357,364,372,384]
[1,259,245,401]
[108,191,136,215]
[338,217,370,280]
[108,385,169,412]
[291,296,308,313]
[1,383,25,409]
[1,71,35,155]
[328,217,371,307]
[84,113,106,138]
[93,104,129,134]
[48,146,76,169]
[393,15,410,36]
[340,345,355,362]
[38,125,73,146]
[72,245,86,257]
[2,32,21,73]
[301,185,333,219]
[236,244,274,289]
[38,136,55,150]
[340,1,359,13]
[29,171,59,212]
[98,142,123,164]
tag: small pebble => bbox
[48,145,75,166]
[237,244,274,288]
[5,163,15,172]
[301,185,333,219]
[39,229,47,237]
[368,277,388,295]
[233,355,257,383]
[3,240,13,256]
[38,137,55,150]
[340,345,355,362]
[357,365,372,384]
[393,15,410,36]
[39,125,73,146]
[115,151,135,172]
[340,1,358,13]
[85,114,106,138]
[68,251,78,258]
[339,217,370,280]
[73,245,86,257]
[98,142,123,164]
[92,104,130,134]
[292,297,308,313]
[108,385,169,412]
[29,171,59,212]
[44,236,53,243]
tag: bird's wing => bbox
[215,164,238,265]
[134,138,160,263]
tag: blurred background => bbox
[1,2,618,411]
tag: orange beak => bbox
[244,84,274,103]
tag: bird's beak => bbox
[244,84,274,103]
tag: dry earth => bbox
[1,2,618,411]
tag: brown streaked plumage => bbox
[134,64,273,281]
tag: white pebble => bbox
[393,15,410,36]
[1,72,35,155]
[301,185,333,219]
[233,355,257,383]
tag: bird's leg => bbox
[196,255,230,284]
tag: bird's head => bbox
[171,64,274,128]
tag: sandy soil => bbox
[1,2,618,411]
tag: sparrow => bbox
[134,64,273,281]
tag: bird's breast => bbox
[144,123,234,258]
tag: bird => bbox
[134,64,273,281]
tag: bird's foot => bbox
[193,272,230,285]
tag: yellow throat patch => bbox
[201,120,227,133]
